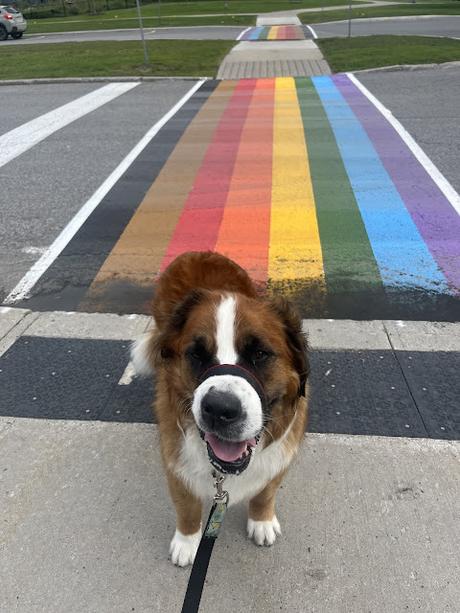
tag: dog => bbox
[131,251,309,567]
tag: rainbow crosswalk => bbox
[241,25,306,41]
[27,77,460,319]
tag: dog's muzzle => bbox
[197,364,267,475]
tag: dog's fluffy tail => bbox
[130,333,154,377]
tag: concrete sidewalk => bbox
[1,308,460,611]
[217,40,330,78]
[1,419,458,612]
[218,15,330,79]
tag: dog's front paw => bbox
[247,516,281,546]
[169,529,201,567]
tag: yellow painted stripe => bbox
[268,26,278,40]
[269,77,325,283]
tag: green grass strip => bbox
[295,77,384,299]
[0,40,235,79]
[318,36,460,72]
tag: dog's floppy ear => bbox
[153,289,207,362]
[269,296,310,397]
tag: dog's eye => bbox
[253,349,269,364]
[186,349,203,364]
[186,340,211,368]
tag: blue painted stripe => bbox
[311,75,450,293]
[249,27,263,40]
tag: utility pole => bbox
[347,0,352,38]
[135,0,150,66]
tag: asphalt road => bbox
[7,25,245,45]
[359,67,460,196]
[310,15,460,38]
[1,68,459,320]
[0,80,195,304]
[5,15,460,45]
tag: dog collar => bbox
[198,363,267,412]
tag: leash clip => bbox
[212,471,229,505]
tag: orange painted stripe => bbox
[214,78,275,284]
[160,79,258,271]
[82,81,237,308]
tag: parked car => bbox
[0,5,27,40]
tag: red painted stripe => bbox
[285,25,295,40]
[160,79,257,270]
[214,79,275,284]
[278,25,287,40]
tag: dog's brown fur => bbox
[144,252,309,543]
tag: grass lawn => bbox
[301,2,460,24]
[318,35,460,72]
[107,0,365,16]
[26,0,364,33]
[0,40,235,79]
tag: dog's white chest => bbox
[173,428,293,506]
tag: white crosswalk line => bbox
[348,73,460,216]
[4,79,206,305]
[0,82,139,169]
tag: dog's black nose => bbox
[201,389,242,428]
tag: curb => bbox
[351,60,460,74]
[0,76,208,86]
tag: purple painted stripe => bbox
[333,73,460,293]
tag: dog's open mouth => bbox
[200,431,259,475]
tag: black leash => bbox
[181,474,229,613]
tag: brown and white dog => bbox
[132,252,309,567]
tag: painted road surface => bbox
[240,25,308,40]
[7,75,459,321]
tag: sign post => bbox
[135,0,150,65]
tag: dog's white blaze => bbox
[215,294,238,365]
[191,374,263,438]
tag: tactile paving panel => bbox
[0,336,152,422]
[1,337,458,440]
[308,350,427,438]
[395,351,460,440]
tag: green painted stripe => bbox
[295,77,385,306]
[260,26,270,39]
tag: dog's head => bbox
[148,290,309,475]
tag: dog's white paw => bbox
[169,529,201,567]
[247,516,281,546]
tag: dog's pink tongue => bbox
[204,433,253,462]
